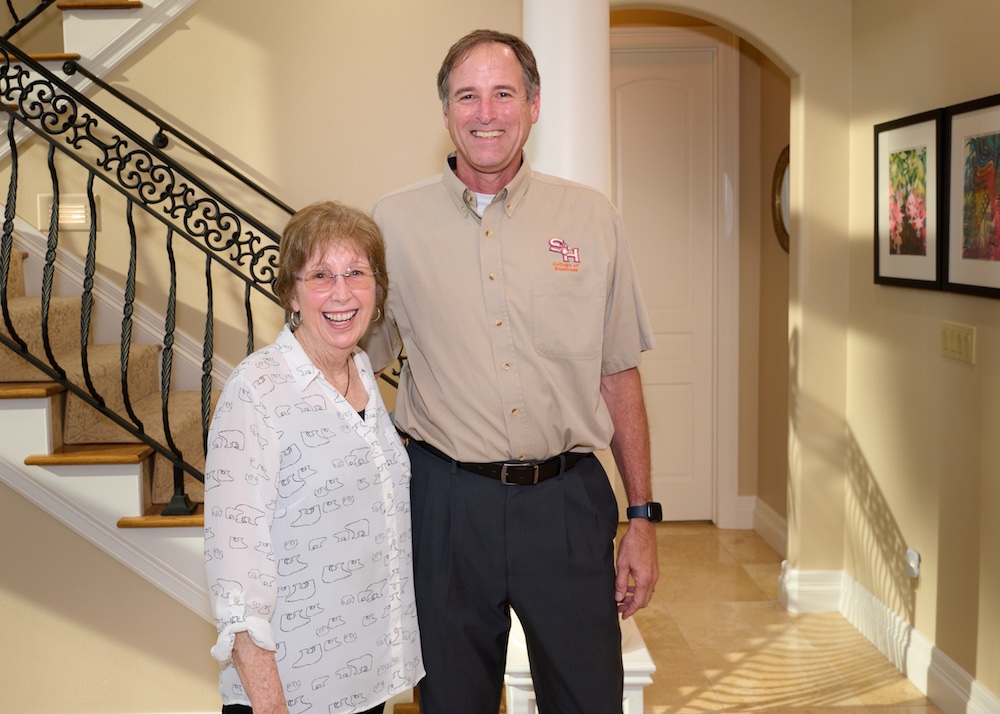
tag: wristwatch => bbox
[626,502,663,523]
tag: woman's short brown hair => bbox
[272,201,388,316]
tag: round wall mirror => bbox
[771,145,790,253]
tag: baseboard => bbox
[841,577,1000,714]
[752,497,787,557]
[780,567,1000,714]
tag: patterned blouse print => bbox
[204,325,423,713]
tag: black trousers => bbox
[408,444,624,714]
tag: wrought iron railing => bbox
[2,0,58,42]
[0,34,286,515]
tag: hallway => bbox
[629,522,940,713]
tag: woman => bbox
[204,201,423,714]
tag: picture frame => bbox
[943,93,1000,298]
[874,109,943,289]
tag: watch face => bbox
[647,502,663,523]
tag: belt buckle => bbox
[500,462,539,486]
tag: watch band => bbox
[626,502,663,522]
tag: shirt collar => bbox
[276,324,323,391]
[443,152,533,219]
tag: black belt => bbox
[402,435,589,486]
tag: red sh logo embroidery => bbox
[548,238,581,263]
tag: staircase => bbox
[1,244,212,517]
[0,0,283,619]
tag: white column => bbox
[523,0,611,196]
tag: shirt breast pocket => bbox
[532,279,605,360]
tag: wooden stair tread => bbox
[23,53,82,62]
[25,442,153,465]
[57,1,143,9]
[118,503,203,529]
[0,381,65,399]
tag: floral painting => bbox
[875,109,940,289]
[960,132,1000,261]
[888,147,928,255]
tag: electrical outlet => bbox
[941,321,975,364]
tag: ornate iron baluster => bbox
[79,173,104,404]
[39,144,66,378]
[201,254,214,455]
[1,110,26,351]
[245,282,254,357]
[2,1,58,41]
[118,199,143,430]
[160,226,181,455]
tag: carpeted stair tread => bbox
[56,343,162,445]
[4,250,26,300]
[4,250,214,507]
[0,295,86,379]
[61,386,215,505]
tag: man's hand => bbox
[615,519,659,619]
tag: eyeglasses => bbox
[296,268,376,292]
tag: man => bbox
[362,29,660,713]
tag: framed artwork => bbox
[874,110,943,289]
[944,93,1000,298]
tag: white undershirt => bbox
[475,192,495,214]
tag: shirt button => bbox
[511,408,519,416]
[489,273,496,280]
[518,454,526,460]
[503,363,510,370]
[485,230,493,238]
[495,319,502,327]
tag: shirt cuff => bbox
[210,615,277,664]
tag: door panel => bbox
[611,34,716,521]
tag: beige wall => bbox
[3,0,998,708]
[740,41,791,517]
[848,0,1000,691]
[0,482,220,712]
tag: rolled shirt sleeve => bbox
[204,364,280,665]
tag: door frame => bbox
[610,26,747,528]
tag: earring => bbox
[371,307,383,323]
[289,311,302,329]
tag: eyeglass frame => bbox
[295,267,377,292]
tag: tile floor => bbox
[630,522,941,714]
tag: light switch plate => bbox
[941,321,975,364]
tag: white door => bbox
[607,28,738,521]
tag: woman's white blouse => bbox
[204,325,423,712]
